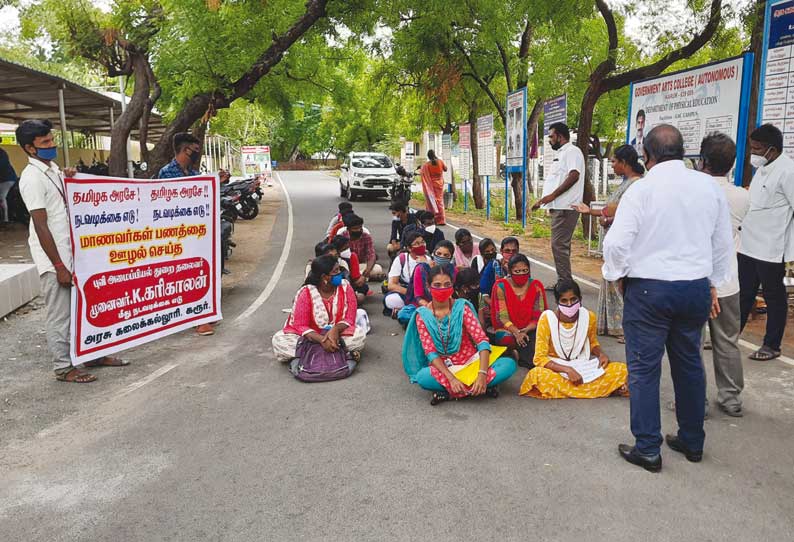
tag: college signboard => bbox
[241,145,273,180]
[459,124,471,180]
[543,95,567,177]
[759,0,794,158]
[506,88,527,170]
[477,114,495,176]
[627,55,754,176]
[65,174,223,364]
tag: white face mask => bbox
[340,248,351,259]
[750,153,769,169]
[392,216,400,221]
[424,224,436,234]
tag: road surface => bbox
[1,170,793,541]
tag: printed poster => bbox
[65,174,222,364]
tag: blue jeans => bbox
[414,357,517,392]
[623,278,710,456]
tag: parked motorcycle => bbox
[220,218,234,274]
[390,164,414,206]
[221,178,261,220]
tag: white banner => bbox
[241,145,272,180]
[477,114,495,176]
[628,57,745,156]
[65,174,222,364]
[442,133,453,184]
[506,88,526,168]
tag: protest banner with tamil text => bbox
[65,174,222,364]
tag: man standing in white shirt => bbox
[603,125,734,472]
[532,122,585,284]
[16,120,127,383]
[698,133,749,417]
[738,124,794,362]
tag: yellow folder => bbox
[448,345,507,386]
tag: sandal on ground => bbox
[612,384,630,398]
[430,391,449,406]
[55,368,97,383]
[749,346,780,361]
[84,356,129,368]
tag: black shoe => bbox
[665,435,703,462]
[618,444,662,473]
[717,403,743,418]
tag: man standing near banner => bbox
[532,122,585,285]
[16,119,127,383]
[157,132,215,337]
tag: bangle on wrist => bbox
[478,369,488,375]
[54,262,65,269]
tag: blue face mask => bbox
[330,272,344,287]
[36,146,57,161]
[433,255,452,267]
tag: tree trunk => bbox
[525,98,543,194]
[108,53,151,177]
[470,106,484,209]
[744,0,766,187]
[510,171,522,220]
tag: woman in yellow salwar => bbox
[519,279,629,399]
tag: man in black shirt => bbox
[387,201,417,259]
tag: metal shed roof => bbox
[0,57,164,138]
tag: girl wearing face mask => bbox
[384,231,429,317]
[273,255,366,367]
[518,278,628,399]
[471,238,500,274]
[402,265,517,404]
[490,255,548,368]
[396,241,456,326]
[332,235,368,303]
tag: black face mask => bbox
[550,142,562,151]
[349,231,363,240]
[189,150,201,165]
[483,252,497,262]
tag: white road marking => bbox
[443,217,794,366]
[118,363,179,397]
[235,171,294,321]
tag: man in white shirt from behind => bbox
[603,124,734,472]
[697,132,749,417]
[737,123,794,362]
[531,122,585,284]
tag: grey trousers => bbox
[550,209,579,282]
[41,272,73,374]
[707,292,744,408]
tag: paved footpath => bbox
[1,170,793,541]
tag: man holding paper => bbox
[519,278,629,399]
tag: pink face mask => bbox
[558,301,581,318]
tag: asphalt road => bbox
[2,170,793,541]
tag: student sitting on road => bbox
[489,254,547,369]
[519,278,628,399]
[397,240,457,326]
[402,265,517,404]
[453,228,480,268]
[306,241,340,278]
[342,213,384,281]
[455,267,481,312]
[471,237,501,275]
[384,230,428,317]
[479,236,519,299]
[401,211,444,253]
[326,202,353,238]
[387,201,417,260]
[332,234,369,304]
[273,255,366,364]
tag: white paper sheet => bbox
[554,357,605,384]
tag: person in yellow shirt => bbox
[519,279,628,399]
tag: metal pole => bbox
[486,176,490,219]
[464,178,468,211]
[57,87,70,167]
[504,168,509,225]
[118,77,134,178]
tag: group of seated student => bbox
[273,201,628,398]
[394,226,628,404]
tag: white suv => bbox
[340,152,398,200]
